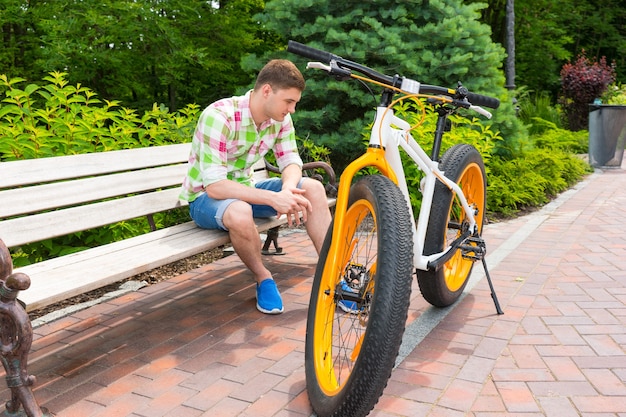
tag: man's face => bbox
[262,85,302,122]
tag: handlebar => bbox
[287,40,500,111]
[466,92,500,110]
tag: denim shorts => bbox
[188,178,295,231]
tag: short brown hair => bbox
[254,59,305,92]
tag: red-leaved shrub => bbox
[560,51,615,131]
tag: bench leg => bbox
[0,241,51,417]
[261,227,285,255]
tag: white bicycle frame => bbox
[370,105,484,271]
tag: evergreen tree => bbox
[247,0,523,170]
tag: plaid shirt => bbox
[179,91,303,202]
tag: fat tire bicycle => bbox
[288,40,504,417]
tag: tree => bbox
[565,0,626,81]
[246,0,522,170]
[0,0,40,81]
[1,0,270,111]
[470,0,625,98]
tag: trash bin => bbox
[588,104,626,168]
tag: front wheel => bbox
[417,144,487,307]
[305,175,414,417]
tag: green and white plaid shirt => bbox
[179,91,303,202]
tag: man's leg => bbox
[222,200,272,284]
[300,178,332,255]
[190,194,282,314]
[222,201,283,314]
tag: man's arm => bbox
[205,179,275,205]
[205,163,311,225]
[280,163,302,190]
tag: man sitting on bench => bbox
[179,59,332,314]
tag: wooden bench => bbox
[0,143,336,416]
[0,143,336,313]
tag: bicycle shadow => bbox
[380,282,508,413]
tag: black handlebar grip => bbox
[287,40,334,63]
[466,92,500,109]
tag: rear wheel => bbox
[305,175,414,417]
[417,144,486,307]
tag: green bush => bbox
[532,127,588,155]
[2,72,335,266]
[372,99,503,215]
[1,72,200,265]
[517,89,563,135]
[487,130,590,216]
[602,83,626,105]
[0,72,199,161]
[2,72,592,264]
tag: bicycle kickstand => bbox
[462,238,504,315]
[481,257,504,315]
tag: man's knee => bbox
[223,201,255,230]
[302,178,326,202]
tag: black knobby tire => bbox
[305,175,414,417]
[417,144,486,307]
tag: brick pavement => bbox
[2,162,625,416]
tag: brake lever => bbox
[307,62,331,72]
[469,105,493,119]
[306,60,352,81]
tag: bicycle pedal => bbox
[460,236,486,261]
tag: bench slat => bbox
[0,188,185,248]
[15,222,200,275]
[0,164,187,218]
[17,217,288,311]
[0,143,191,188]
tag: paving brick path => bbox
[2,162,625,416]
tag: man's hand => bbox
[273,187,312,226]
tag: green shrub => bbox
[532,127,588,154]
[2,72,334,266]
[368,99,503,215]
[602,83,626,105]
[0,72,199,161]
[358,98,589,218]
[517,89,563,135]
[1,72,200,265]
[487,134,590,216]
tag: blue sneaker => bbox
[337,280,361,314]
[256,279,284,314]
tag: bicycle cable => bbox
[350,72,456,148]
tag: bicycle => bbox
[287,40,504,417]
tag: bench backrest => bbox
[0,144,270,248]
